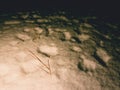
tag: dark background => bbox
[0,0,119,19]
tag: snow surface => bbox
[0,11,119,90]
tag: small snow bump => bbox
[20,14,29,19]
[34,27,43,34]
[25,20,35,23]
[4,20,21,25]
[83,59,97,70]
[78,54,97,71]
[78,34,90,42]
[33,14,41,18]
[23,28,32,32]
[37,19,49,23]
[48,28,54,35]
[16,33,31,41]
[96,48,111,63]
[63,32,71,40]
[82,23,93,28]
[9,40,19,46]
[72,46,82,52]
[54,28,67,32]
[38,45,58,57]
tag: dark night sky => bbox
[0,0,119,17]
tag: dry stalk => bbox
[37,65,50,74]
[25,48,51,74]
[48,58,51,75]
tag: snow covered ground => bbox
[0,11,120,90]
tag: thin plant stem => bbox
[25,48,51,74]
